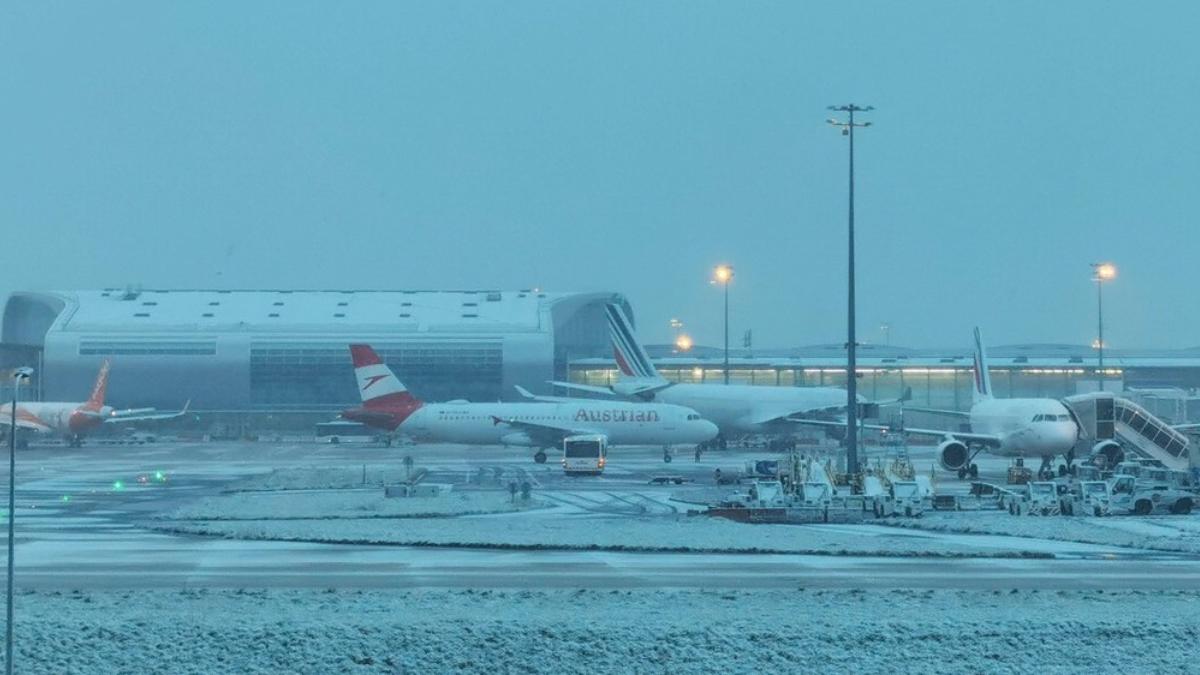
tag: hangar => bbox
[2,289,628,415]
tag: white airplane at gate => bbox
[1,361,189,447]
[803,328,1081,478]
[340,344,718,463]
[546,303,866,445]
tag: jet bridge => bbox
[1063,392,1196,471]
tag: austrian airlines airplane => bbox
[805,328,1082,479]
[547,304,860,447]
[340,345,718,463]
[1,361,188,447]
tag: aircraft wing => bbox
[490,415,596,446]
[903,405,971,419]
[547,381,619,397]
[0,415,51,433]
[104,400,191,424]
[514,386,577,403]
[748,387,914,427]
[748,406,848,427]
[791,418,1003,448]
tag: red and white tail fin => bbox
[349,344,419,408]
[84,360,110,411]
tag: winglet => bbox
[513,385,536,400]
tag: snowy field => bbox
[157,486,1079,558]
[169,488,542,520]
[889,511,1200,554]
[12,588,1200,674]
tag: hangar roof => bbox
[39,289,579,334]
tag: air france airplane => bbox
[804,328,1081,478]
[340,344,718,463]
[546,303,874,449]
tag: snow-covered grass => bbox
[229,466,433,491]
[153,512,1054,558]
[12,588,1200,674]
[166,489,542,521]
[889,511,1200,554]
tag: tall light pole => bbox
[828,104,872,477]
[1091,262,1117,391]
[6,367,32,675]
[713,264,734,384]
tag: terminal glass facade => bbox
[250,341,503,410]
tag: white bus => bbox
[562,434,607,475]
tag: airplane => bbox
[339,344,719,463]
[801,328,1082,479]
[0,360,190,448]
[544,303,894,450]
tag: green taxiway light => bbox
[112,480,124,491]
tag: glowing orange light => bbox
[1093,262,1116,282]
[675,334,694,352]
[713,264,734,284]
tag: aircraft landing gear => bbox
[956,463,979,480]
[662,446,673,463]
[1037,456,1054,480]
[533,450,547,464]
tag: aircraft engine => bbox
[1090,440,1124,469]
[937,440,970,472]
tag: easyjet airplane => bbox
[1,361,188,447]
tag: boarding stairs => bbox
[1063,393,1195,471]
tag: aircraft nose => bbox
[698,419,719,441]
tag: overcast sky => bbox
[2,1,1197,350]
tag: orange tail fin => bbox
[85,360,110,411]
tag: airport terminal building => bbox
[5,288,1200,429]
[568,343,1200,424]
[2,289,629,416]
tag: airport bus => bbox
[562,434,607,476]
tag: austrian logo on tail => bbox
[361,374,389,391]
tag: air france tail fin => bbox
[971,327,993,404]
[349,344,420,409]
[84,360,110,411]
[605,303,664,382]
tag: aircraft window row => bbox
[1032,414,1070,422]
[686,414,701,420]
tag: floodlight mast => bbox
[827,104,873,478]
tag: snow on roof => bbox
[47,289,573,334]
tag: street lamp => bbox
[712,264,734,384]
[1091,262,1117,391]
[6,366,32,675]
[674,333,694,353]
[828,104,873,476]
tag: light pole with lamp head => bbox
[6,366,32,675]
[1091,262,1116,391]
[713,265,734,384]
[827,104,873,477]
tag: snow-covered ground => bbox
[157,492,1125,557]
[12,588,1200,674]
[168,489,542,520]
[890,511,1200,554]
